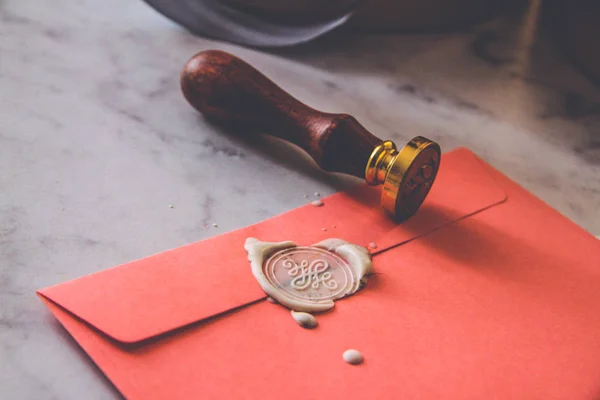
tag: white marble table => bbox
[1,0,599,398]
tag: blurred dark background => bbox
[144,0,600,87]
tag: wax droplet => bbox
[291,311,318,329]
[314,192,320,197]
[332,225,336,228]
[343,349,364,365]
[322,228,327,231]
[266,296,277,304]
[311,199,324,207]
[212,223,218,227]
[303,194,309,198]
[368,242,377,249]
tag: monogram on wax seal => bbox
[244,238,373,313]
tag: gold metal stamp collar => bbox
[365,137,441,221]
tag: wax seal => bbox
[245,238,373,312]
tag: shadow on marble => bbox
[198,115,363,193]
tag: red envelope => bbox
[38,148,600,399]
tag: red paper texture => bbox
[38,148,600,399]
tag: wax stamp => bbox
[244,238,373,312]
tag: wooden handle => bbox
[180,50,383,179]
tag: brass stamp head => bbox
[365,137,441,221]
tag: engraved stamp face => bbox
[397,147,440,218]
[263,246,357,304]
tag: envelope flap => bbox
[38,229,267,344]
[38,148,506,344]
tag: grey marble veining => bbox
[0,0,599,399]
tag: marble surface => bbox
[1,0,599,398]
